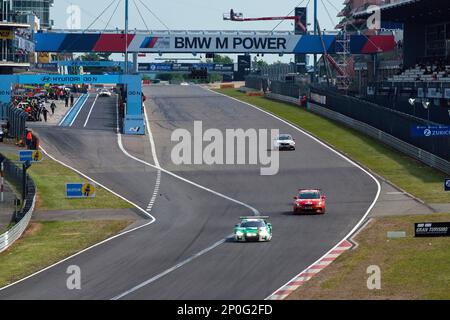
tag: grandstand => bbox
[387,64,450,83]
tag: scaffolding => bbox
[334,31,351,90]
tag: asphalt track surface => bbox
[0,86,379,300]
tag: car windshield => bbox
[241,221,265,228]
[299,192,321,199]
[278,135,292,141]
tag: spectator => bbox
[65,95,69,108]
[70,94,74,107]
[26,129,33,150]
[42,107,49,122]
[50,101,56,115]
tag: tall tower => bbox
[294,7,307,74]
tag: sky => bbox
[51,0,342,64]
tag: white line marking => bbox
[142,104,162,212]
[69,94,90,127]
[111,237,228,300]
[0,145,156,293]
[83,94,99,127]
[58,95,82,126]
[204,88,381,300]
[112,98,260,300]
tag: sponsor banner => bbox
[56,60,122,67]
[415,222,450,237]
[427,88,442,98]
[445,179,450,192]
[17,74,122,85]
[310,93,326,105]
[411,125,450,137]
[138,63,234,73]
[35,32,396,54]
[444,88,450,99]
[32,63,58,71]
[418,88,424,98]
[66,183,96,199]
[19,150,43,163]
[37,52,51,64]
[0,29,14,40]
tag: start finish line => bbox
[0,74,145,135]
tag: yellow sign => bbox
[32,151,43,162]
[37,52,51,64]
[0,29,14,40]
[81,183,96,198]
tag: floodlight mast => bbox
[125,0,129,74]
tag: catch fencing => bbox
[309,86,450,173]
[5,104,28,140]
[0,156,36,253]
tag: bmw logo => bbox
[424,129,432,137]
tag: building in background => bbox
[10,0,54,30]
[0,0,52,73]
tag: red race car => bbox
[293,189,326,215]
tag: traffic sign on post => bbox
[66,183,96,199]
[19,150,43,163]
[445,179,450,192]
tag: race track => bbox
[0,85,379,300]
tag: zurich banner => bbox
[411,126,450,138]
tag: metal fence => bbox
[308,102,450,175]
[364,95,450,126]
[5,104,28,140]
[0,156,37,253]
[310,85,450,164]
[270,81,301,98]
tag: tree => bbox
[213,54,234,64]
[97,53,112,61]
[80,53,100,61]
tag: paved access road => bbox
[0,86,379,300]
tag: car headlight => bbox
[317,201,322,206]
[236,231,244,236]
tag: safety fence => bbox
[308,102,450,175]
[5,104,28,141]
[364,95,450,126]
[0,156,36,253]
[310,86,450,161]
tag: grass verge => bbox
[3,152,133,211]
[216,89,450,204]
[0,220,131,288]
[287,213,450,300]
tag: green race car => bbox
[234,217,272,242]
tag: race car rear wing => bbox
[240,216,270,220]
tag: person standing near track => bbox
[65,94,69,108]
[50,101,56,115]
[70,94,74,107]
[42,107,49,122]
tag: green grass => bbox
[3,152,133,211]
[0,220,131,288]
[287,213,450,300]
[216,89,450,204]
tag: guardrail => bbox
[308,102,450,175]
[0,157,37,253]
[6,104,28,140]
[266,92,300,106]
